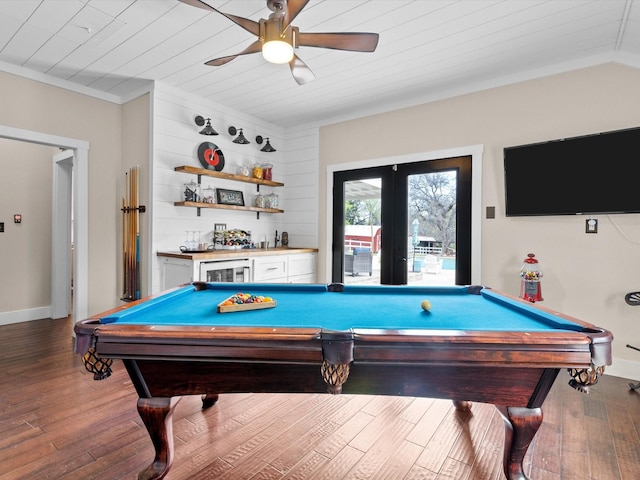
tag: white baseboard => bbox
[0,306,52,326]
[605,356,640,382]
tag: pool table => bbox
[75,282,612,480]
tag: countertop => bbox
[157,247,318,261]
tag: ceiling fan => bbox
[179,0,379,85]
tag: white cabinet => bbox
[159,257,195,290]
[253,252,317,284]
[253,256,288,283]
[287,253,317,283]
[159,251,317,289]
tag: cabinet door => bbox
[253,257,288,282]
[288,253,317,283]
[161,258,193,290]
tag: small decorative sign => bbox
[216,189,244,206]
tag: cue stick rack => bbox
[121,166,146,302]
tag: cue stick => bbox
[134,166,140,299]
[124,171,130,299]
[122,196,126,298]
[129,167,135,300]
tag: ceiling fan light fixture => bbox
[262,40,293,64]
[261,16,293,64]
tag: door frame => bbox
[0,125,89,324]
[325,144,483,284]
[51,150,73,319]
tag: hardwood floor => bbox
[1,317,639,480]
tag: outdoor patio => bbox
[343,255,456,286]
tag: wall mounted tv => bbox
[504,126,640,216]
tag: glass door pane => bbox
[407,171,457,286]
[343,178,381,284]
[332,156,471,286]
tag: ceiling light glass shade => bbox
[232,128,250,144]
[199,118,218,135]
[260,138,276,152]
[262,40,294,64]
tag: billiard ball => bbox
[421,300,432,311]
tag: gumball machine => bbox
[520,253,543,302]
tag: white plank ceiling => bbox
[1,0,639,128]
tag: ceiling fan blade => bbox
[179,0,259,36]
[205,40,262,66]
[298,32,379,52]
[289,54,315,85]
[283,0,310,30]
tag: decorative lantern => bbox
[520,253,543,302]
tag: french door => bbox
[332,156,472,285]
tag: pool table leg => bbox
[136,396,181,480]
[201,393,219,408]
[497,406,543,480]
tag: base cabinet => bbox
[253,256,288,283]
[287,253,318,284]
[160,252,317,289]
[253,253,317,284]
[160,257,194,291]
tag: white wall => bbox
[282,125,319,249]
[0,71,123,318]
[318,63,640,380]
[150,83,288,293]
[0,139,55,322]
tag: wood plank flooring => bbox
[1,317,639,480]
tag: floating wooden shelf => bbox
[174,165,284,218]
[175,165,284,188]
[174,201,283,214]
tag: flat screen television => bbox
[504,126,640,216]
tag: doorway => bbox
[332,156,472,286]
[0,125,89,325]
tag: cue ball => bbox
[421,300,432,311]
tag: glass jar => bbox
[237,165,250,177]
[268,193,279,209]
[183,180,200,202]
[201,185,215,203]
[254,193,264,208]
[252,164,263,179]
[262,163,273,181]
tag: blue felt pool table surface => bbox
[103,283,583,333]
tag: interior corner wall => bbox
[0,71,123,317]
[318,63,640,378]
[121,93,152,300]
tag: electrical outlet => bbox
[586,218,598,234]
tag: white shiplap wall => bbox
[282,125,319,249]
[150,82,290,293]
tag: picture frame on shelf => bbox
[216,189,244,206]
